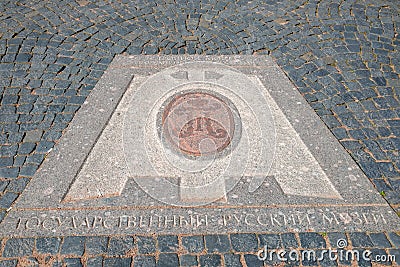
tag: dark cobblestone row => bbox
[0,232,398,266]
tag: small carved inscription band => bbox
[13,210,388,233]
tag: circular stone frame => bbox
[157,87,242,160]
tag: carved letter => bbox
[127,216,137,228]
[270,214,282,226]
[92,216,103,229]
[179,216,189,227]
[222,215,231,226]
[297,213,311,225]
[244,214,255,226]
[350,212,363,225]
[196,215,208,227]
[339,213,352,224]
[41,218,57,230]
[80,217,90,228]
[322,213,339,225]
[25,217,40,230]
[15,218,22,230]
[372,214,386,224]
[233,215,242,224]
[257,214,269,226]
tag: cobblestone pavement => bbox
[0,0,399,266]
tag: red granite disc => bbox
[162,92,235,156]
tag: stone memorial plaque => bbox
[1,55,398,237]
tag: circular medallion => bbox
[161,91,238,157]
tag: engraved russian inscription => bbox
[12,210,389,235]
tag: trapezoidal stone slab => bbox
[0,55,398,237]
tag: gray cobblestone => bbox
[157,254,179,267]
[258,234,281,249]
[36,237,61,254]
[60,236,85,256]
[199,254,222,267]
[388,232,400,247]
[157,235,179,253]
[230,233,258,252]
[181,235,204,253]
[104,257,131,267]
[134,256,156,267]
[0,260,17,267]
[349,232,374,247]
[0,192,18,208]
[85,236,108,255]
[107,236,134,256]
[6,178,28,193]
[63,258,82,267]
[205,234,231,253]
[2,238,34,257]
[179,255,197,267]
[0,181,8,193]
[299,233,326,249]
[281,233,299,248]
[135,236,156,254]
[86,257,103,267]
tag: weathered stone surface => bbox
[0,55,398,237]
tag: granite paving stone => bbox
[157,235,179,253]
[157,254,179,267]
[349,232,374,248]
[245,254,264,267]
[205,235,231,253]
[370,248,392,265]
[85,236,108,255]
[368,233,392,248]
[107,236,134,256]
[135,236,156,254]
[299,233,326,249]
[2,238,34,257]
[134,256,156,267]
[281,233,300,249]
[63,258,82,267]
[0,181,8,193]
[199,254,222,267]
[181,235,204,253]
[388,232,400,247]
[6,178,29,193]
[357,249,373,267]
[103,257,132,267]
[36,237,61,254]
[230,234,258,252]
[0,260,17,267]
[327,232,348,248]
[60,236,85,256]
[222,253,241,267]
[258,234,281,249]
[389,249,400,265]
[86,257,103,267]
[317,249,337,267]
[0,192,18,209]
[301,249,319,266]
[179,255,197,267]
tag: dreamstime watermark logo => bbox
[257,239,396,263]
